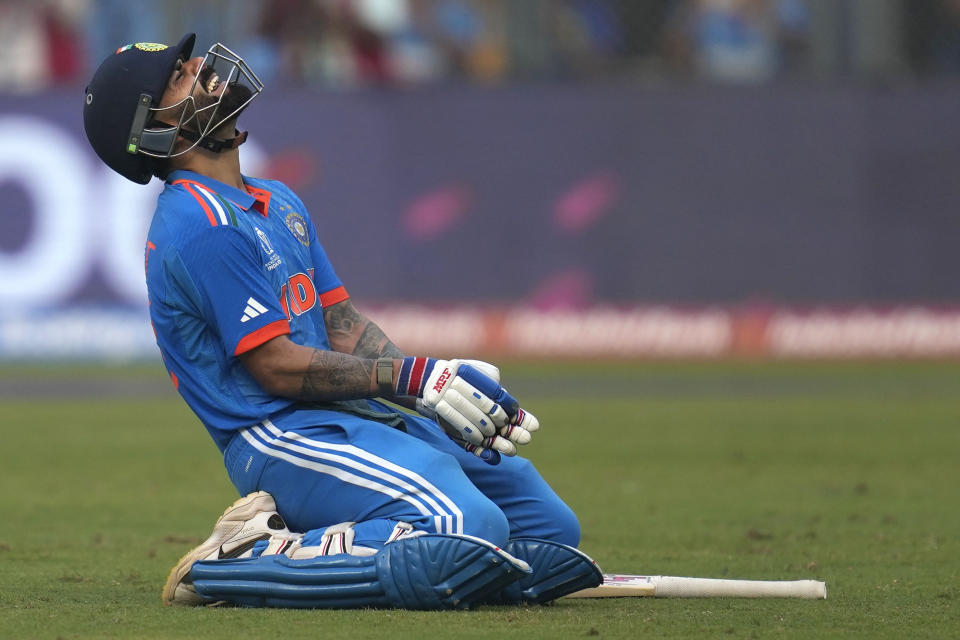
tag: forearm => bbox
[240,336,402,402]
[350,323,414,406]
[299,349,379,401]
[272,299,424,403]
[299,351,420,408]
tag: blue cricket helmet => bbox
[83,33,196,184]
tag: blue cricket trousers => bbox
[222,401,580,550]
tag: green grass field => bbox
[1,361,958,639]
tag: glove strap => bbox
[396,357,437,396]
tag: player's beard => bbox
[187,81,254,139]
[215,81,254,126]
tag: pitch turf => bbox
[1,361,958,638]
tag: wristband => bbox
[376,358,394,395]
[396,356,437,396]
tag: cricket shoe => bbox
[162,491,292,606]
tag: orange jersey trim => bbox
[145,241,157,274]
[246,185,271,217]
[174,180,218,227]
[234,319,291,356]
[319,285,349,308]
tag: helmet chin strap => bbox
[177,126,248,153]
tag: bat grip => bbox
[654,576,827,599]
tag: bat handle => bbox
[653,576,827,599]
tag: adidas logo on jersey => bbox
[241,297,269,323]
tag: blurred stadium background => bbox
[2,0,960,362]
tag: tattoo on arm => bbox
[323,300,404,359]
[353,322,404,359]
[323,302,359,343]
[300,349,374,400]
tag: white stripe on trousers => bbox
[259,419,464,528]
[240,420,463,534]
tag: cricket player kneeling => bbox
[164,492,602,609]
[80,32,600,611]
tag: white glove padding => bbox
[415,400,518,464]
[402,357,540,464]
[426,359,523,438]
[453,360,540,450]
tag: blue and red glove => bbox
[396,358,540,465]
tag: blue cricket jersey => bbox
[145,170,348,451]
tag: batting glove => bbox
[397,357,540,465]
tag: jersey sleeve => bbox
[177,225,290,356]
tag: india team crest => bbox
[285,212,310,246]
[116,42,168,54]
[135,42,168,52]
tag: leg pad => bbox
[189,533,529,609]
[493,538,603,605]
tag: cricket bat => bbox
[566,573,827,599]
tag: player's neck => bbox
[177,148,244,191]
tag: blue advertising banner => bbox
[1,84,959,357]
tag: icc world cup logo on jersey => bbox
[255,227,275,254]
[255,227,282,271]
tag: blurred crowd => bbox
[1,0,959,92]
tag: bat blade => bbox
[566,574,827,599]
[565,574,656,598]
